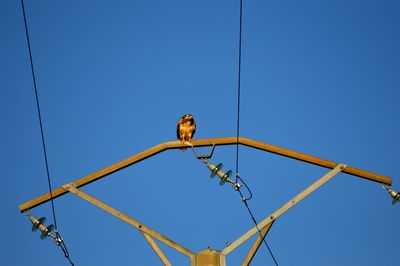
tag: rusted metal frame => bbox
[19,137,392,212]
[141,232,172,266]
[63,183,196,260]
[241,220,274,266]
[222,164,347,256]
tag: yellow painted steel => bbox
[141,233,172,266]
[241,221,275,266]
[222,164,347,256]
[19,137,392,213]
[193,249,226,266]
[63,183,196,259]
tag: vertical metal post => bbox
[192,249,226,266]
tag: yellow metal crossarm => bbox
[19,137,392,212]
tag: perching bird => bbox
[177,114,196,151]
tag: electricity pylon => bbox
[19,137,393,265]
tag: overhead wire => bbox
[20,0,58,230]
[20,0,74,265]
[234,1,279,265]
[234,173,278,265]
[236,177,278,265]
[235,0,243,180]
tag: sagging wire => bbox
[20,0,74,264]
[236,173,253,201]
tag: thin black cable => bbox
[21,1,75,265]
[237,189,279,266]
[57,232,75,266]
[233,1,278,264]
[235,0,243,181]
[20,0,58,230]
[236,174,252,201]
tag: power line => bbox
[234,1,279,265]
[20,0,74,265]
[235,175,279,266]
[235,0,243,180]
[20,0,58,230]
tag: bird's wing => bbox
[191,121,196,137]
[176,119,182,139]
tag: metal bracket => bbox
[190,143,216,160]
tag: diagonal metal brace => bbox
[62,183,195,262]
[141,232,172,266]
[241,220,275,266]
[223,163,348,257]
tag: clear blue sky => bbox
[1,0,399,265]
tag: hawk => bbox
[177,114,196,151]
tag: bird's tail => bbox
[179,140,192,152]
